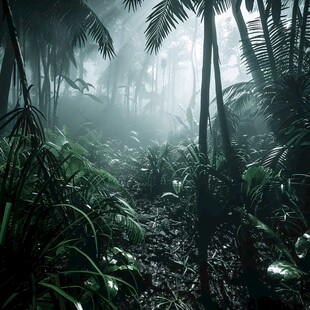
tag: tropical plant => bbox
[122,0,242,306]
[0,102,144,309]
[138,142,176,197]
[0,0,115,124]
[0,12,143,305]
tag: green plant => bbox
[0,104,143,309]
[155,291,192,310]
[139,142,175,197]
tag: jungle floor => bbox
[114,173,307,309]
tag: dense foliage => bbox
[1,0,310,309]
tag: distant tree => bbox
[0,0,115,124]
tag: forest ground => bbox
[112,169,250,309]
[109,155,307,310]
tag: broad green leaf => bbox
[111,247,136,264]
[295,230,310,259]
[245,213,295,263]
[267,261,304,282]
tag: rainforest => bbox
[0,0,310,309]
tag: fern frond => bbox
[115,214,144,243]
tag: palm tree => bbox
[0,0,115,123]
[123,1,235,308]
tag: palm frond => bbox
[260,74,310,145]
[261,146,288,171]
[145,0,192,53]
[194,0,231,16]
[115,214,144,243]
[123,0,144,11]
[211,81,254,114]
[65,0,115,58]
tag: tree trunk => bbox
[198,8,212,157]
[298,0,309,75]
[189,17,198,108]
[289,0,299,74]
[196,1,218,309]
[110,60,120,106]
[231,0,264,83]
[2,0,31,107]
[0,32,14,117]
[212,12,240,178]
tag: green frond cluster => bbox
[0,106,143,309]
[145,0,192,53]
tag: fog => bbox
[2,1,310,309]
[17,0,258,144]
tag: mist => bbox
[1,0,309,309]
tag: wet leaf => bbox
[295,230,310,259]
[161,192,179,198]
[267,261,304,282]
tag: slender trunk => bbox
[151,58,155,114]
[12,60,17,107]
[41,46,51,122]
[126,75,130,116]
[190,17,198,108]
[37,46,43,110]
[289,0,299,74]
[212,13,239,178]
[257,0,278,81]
[134,56,150,117]
[170,54,176,112]
[197,2,218,309]
[155,56,159,113]
[78,48,84,100]
[53,53,65,128]
[298,0,310,75]
[0,32,14,117]
[198,8,212,156]
[161,59,166,114]
[232,0,263,82]
[2,0,31,107]
[110,61,120,106]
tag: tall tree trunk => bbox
[199,6,212,156]
[2,0,31,107]
[126,74,131,116]
[289,0,299,74]
[133,56,149,118]
[110,60,120,106]
[212,12,239,178]
[0,32,14,117]
[298,0,310,75]
[231,0,264,82]
[196,1,218,309]
[189,17,198,108]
